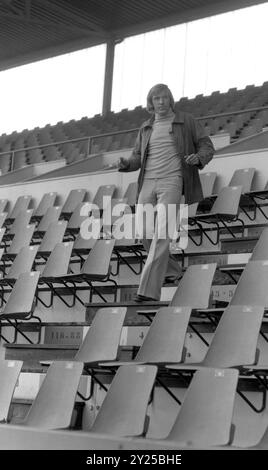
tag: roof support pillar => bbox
[102,39,116,116]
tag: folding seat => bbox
[162,368,239,447]
[0,359,23,422]
[0,200,8,214]
[61,189,87,220]
[0,271,40,343]
[219,227,268,281]
[100,307,192,400]
[6,195,32,224]
[137,263,217,325]
[199,172,217,199]
[31,192,57,223]
[36,242,73,308]
[0,213,7,230]
[167,305,263,370]
[1,224,35,263]
[65,202,92,239]
[199,260,268,317]
[197,171,218,212]
[36,220,68,261]
[228,168,255,194]
[112,214,145,276]
[92,184,116,215]
[3,209,33,243]
[40,239,116,306]
[188,186,244,246]
[19,361,84,430]
[89,364,157,437]
[33,206,62,239]
[0,245,38,290]
[72,217,102,263]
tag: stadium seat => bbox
[89,364,157,437]
[189,186,244,245]
[0,359,23,422]
[39,238,116,306]
[33,206,62,239]
[32,192,57,222]
[61,189,87,219]
[0,271,40,344]
[164,368,238,447]
[6,195,32,224]
[101,306,191,367]
[36,220,68,260]
[20,361,83,430]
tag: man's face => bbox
[152,90,171,117]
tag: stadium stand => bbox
[1,2,268,453]
[1,82,268,174]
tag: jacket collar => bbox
[141,110,185,128]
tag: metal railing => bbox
[0,104,268,173]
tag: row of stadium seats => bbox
[1,82,268,173]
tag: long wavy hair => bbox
[146,83,175,114]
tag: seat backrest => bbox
[167,368,238,447]
[37,206,62,232]
[203,305,264,367]
[3,271,40,317]
[0,359,23,421]
[199,172,217,198]
[135,307,192,363]
[211,185,242,216]
[75,307,127,363]
[9,209,33,235]
[67,202,92,230]
[0,228,5,245]
[34,192,57,218]
[81,239,115,276]
[8,224,35,255]
[92,184,116,211]
[228,168,255,194]
[61,189,87,214]
[23,361,83,429]
[171,263,217,309]
[123,182,138,207]
[9,195,32,220]
[42,242,74,277]
[8,245,38,279]
[74,216,102,251]
[0,212,7,229]
[38,220,67,253]
[231,260,268,306]
[113,213,137,246]
[0,199,8,214]
[90,364,157,437]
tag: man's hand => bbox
[184,154,200,166]
[117,157,129,170]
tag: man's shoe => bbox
[164,274,183,284]
[133,294,158,303]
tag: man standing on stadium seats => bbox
[117,83,215,302]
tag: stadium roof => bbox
[0,0,266,71]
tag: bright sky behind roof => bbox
[0,2,268,135]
